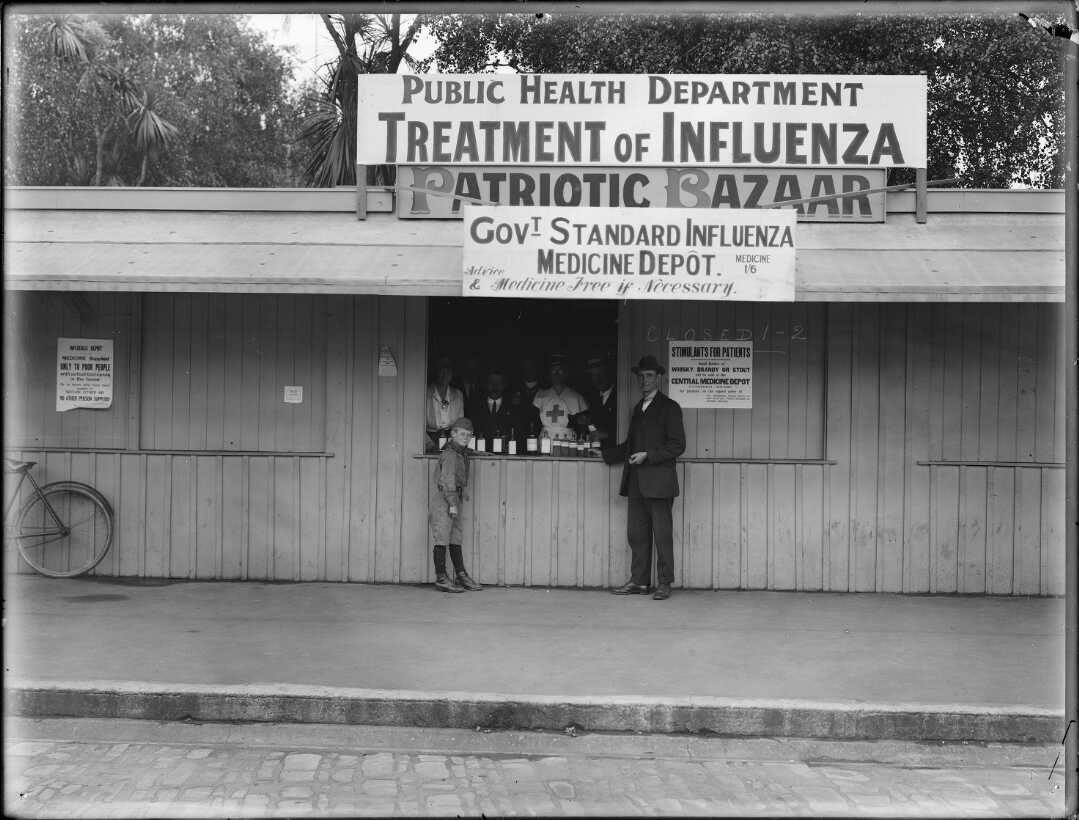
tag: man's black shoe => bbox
[611,581,651,595]
[652,583,671,600]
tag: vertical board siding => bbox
[903,305,933,593]
[824,304,854,591]
[683,463,714,588]
[1041,468,1066,596]
[850,305,881,592]
[140,294,327,451]
[957,466,988,593]
[12,449,332,581]
[414,457,829,590]
[372,297,405,583]
[399,297,433,585]
[7,296,1066,595]
[876,306,906,592]
[798,464,824,591]
[624,301,827,459]
[4,291,133,449]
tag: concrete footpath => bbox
[3,575,1065,742]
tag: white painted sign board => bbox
[358,74,927,168]
[462,206,796,301]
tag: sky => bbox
[246,13,437,88]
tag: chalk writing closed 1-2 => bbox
[647,323,808,342]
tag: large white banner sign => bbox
[56,338,113,411]
[462,206,796,301]
[668,340,753,408]
[359,74,927,168]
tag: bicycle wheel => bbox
[16,482,114,578]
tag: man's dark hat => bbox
[631,354,666,375]
[549,353,568,369]
[434,355,453,371]
[585,352,610,371]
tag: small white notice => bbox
[378,346,398,377]
[667,339,753,408]
[283,385,303,404]
[56,338,113,412]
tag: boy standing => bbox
[429,417,483,593]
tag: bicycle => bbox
[4,458,115,578]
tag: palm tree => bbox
[45,14,178,186]
[297,13,428,187]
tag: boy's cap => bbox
[451,417,474,432]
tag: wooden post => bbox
[126,293,143,451]
[355,164,367,220]
[915,167,928,224]
[1063,9,1078,812]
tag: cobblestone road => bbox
[4,718,1066,817]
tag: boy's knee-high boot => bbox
[449,544,482,591]
[433,545,463,593]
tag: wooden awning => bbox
[3,190,1065,301]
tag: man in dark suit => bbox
[508,357,542,436]
[468,369,519,439]
[457,356,482,406]
[581,353,617,443]
[602,354,686,600]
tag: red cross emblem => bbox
[545,404,566,424]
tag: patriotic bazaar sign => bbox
[462,206,796,302]
[358,74,927,168]
[668,339,753,408]
[398,166,887,221]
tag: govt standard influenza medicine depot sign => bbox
[462,206,796,302]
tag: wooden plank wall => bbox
[621,301,826,459]
[4,291,134,449]
[5,293,1066,594]
[140,294,327,451]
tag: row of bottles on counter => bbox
[437,427,603,457]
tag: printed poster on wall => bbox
[56,338,113,412]
[462,205,796,301]
[667,339,753,408]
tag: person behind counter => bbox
[468,369,520,443]
[582,353,617,443]
[458,356,482,406]
[425,356,464,448]
[508,357,542,436]
[602,355,686,601]
[429,417,483,593]
[533,354,589,442]
[515,357,541,406]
